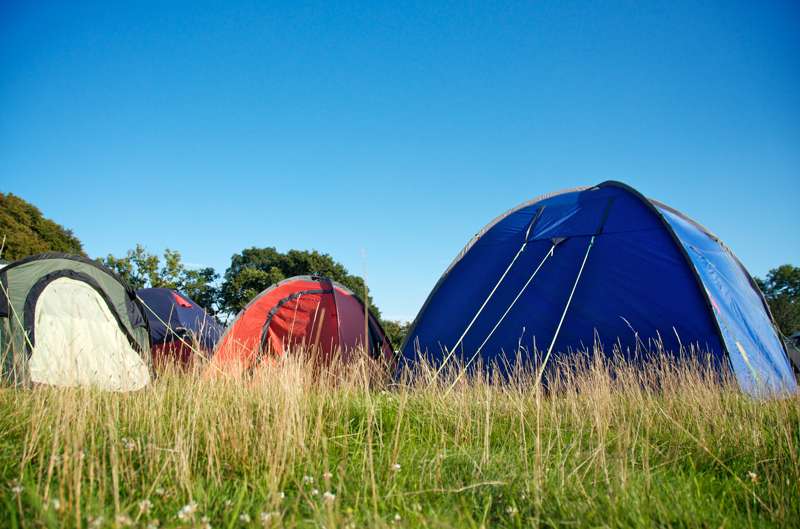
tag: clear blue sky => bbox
[1,1,798,321]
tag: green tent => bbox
[0,253,152,390]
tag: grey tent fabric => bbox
[0,253,152,390]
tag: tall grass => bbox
[0,351,798,528]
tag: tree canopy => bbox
[220,247,379,319]
[756,264,800,336]
[0,193,84,260]
[99,245,383,325]
[102,245,220,315]
[382,319,411,349]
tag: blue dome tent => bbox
[401,181,796,397]
[137,288,222,365]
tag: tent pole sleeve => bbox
[324,278,343,351]
[535,235,596,387]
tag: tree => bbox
[102,244,160,289]
[102,245,221,315]
[220,247,380,319]
[0,192,84,260]
[382,320,411,350]
[180,266,221,315]
[756,264,800,336]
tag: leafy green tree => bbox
[103,244,160,289]
[102,245,220,315]
[180,266,221,315]
[159,249,185,289]
[756,264,800,336]
[0,192,84,260]
[382,319,411,350]
[220,247,380,319]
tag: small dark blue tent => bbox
[401,181,797,397]
[137,288,222,353]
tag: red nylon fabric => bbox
[333,286,394,361]
[172,292,193,308]
[210,277,393,374]
[152,341,193,368]
[334,286,364,351]
[263,291,339,359]
[213,279,324,368]
[210,278,394,375]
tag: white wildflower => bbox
[200,515,212,529]
[277,492,285,500]
[391,463,401,472]
[506,505,518,515]
[89,516,105,529]
[747,471,759,483]
[177,501,198,522]
[393,513,401,523]
[239,513,251,523]
[115,514,133,527]
[146,520,160,529]
[302,475,314,484]
[322,491,336,503]
[155,487,166,497]
[323,471,333,480]
[139,499,153,513]
[50,498,61,511]
[260,511,280,525]
[11,484,23,496]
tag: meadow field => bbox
[0,353,798,529]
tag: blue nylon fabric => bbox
[658,207,797,396]
[137,288,223,350]
[402,183,784,393]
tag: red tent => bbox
[211,275,393,373]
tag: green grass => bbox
[0,354,798,528]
